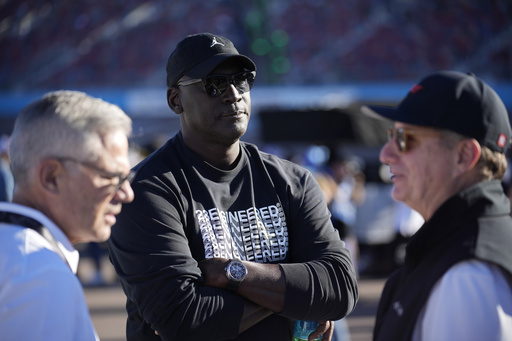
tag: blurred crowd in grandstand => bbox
[1,0,511,90]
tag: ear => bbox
[456,138,481,173]
[167,87,183,114]
[38,159,63,194]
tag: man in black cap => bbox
[362,71,512,341]
[108,33,358,341]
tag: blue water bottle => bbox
[292,320,323,340]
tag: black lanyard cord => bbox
[0,211,71,270]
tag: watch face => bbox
[229,261,247,281]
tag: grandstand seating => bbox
[1,0,511,90]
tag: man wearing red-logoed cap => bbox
[108,33,358,341]
[362,71,512,341]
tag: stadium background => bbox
[0,0,511,245]
[2,0,511,144]
[2,0,512,249]
[2,2,512,339]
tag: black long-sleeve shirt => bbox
[108,132,358,340]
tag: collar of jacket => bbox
[404,180,511,270]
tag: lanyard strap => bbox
[0,211,71,270]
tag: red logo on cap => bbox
[497,134,508,148]
[410,84,423,94]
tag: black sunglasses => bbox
[177,71,256,97]
[387,127,440,152]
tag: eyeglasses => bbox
[177,71,256,97]
[387,127,440,152]
[56,157,134,193]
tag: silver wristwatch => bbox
[224,260,247,291]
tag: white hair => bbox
[9,90,132,184]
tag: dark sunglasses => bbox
[177,71,256,97]
[387,127,440,152]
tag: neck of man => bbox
[182,133,241,170]
[420,173,484,222]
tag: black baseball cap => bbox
[361,70,511,153]
[166,33,256,88]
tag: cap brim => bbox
[185,54,256,79]
[360,105,397,121]
[361,105,432,127]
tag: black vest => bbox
[373,180,512,341]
